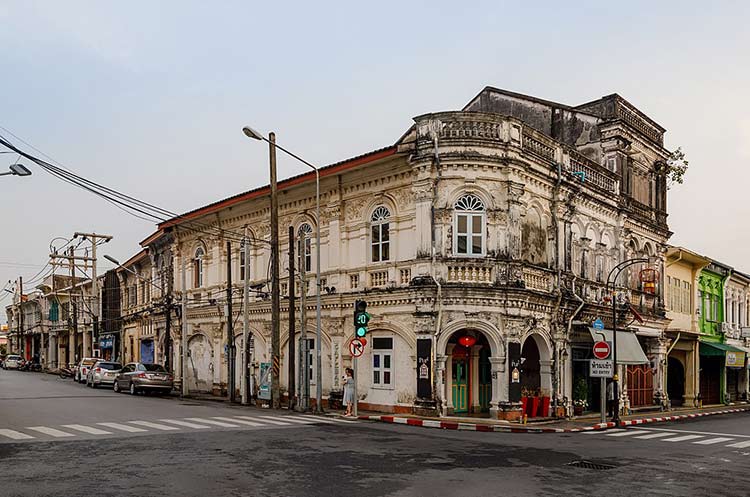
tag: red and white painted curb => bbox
[357,407,750,434]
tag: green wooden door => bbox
[452,358,468,413]
[479,348,491,413]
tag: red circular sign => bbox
[593,341,611,360]
[349,338,365,358]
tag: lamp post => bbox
[242,126,323,412]
[606,257,651,425]
[0,164,31,177]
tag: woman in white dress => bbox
[343,367,355,416]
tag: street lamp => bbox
[0,164,31,177]
[606,256,653,425]
[243,125,323,412]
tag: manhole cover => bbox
[566,460,616,470]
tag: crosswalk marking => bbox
[633,432,673,440]
[129,420,180,431]
[27,426,74,438]
[727,440,750,449]
[694,437,734,445]
[0,429,34,440]
[184,417,240,428]
[250,416,292,426]
[98,422,147,433]
[62,424,112,435]
[213,417,265,427]
[159,419,211,429]
[262,416,316,425]
[606,430,650,437]
[662,434,704,442]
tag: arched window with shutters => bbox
[193,246,205,288]
[298,223,313,273]
[453,194,485,256]
[371,206,391,262]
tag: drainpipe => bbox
[428,119,443,412]
[564,276,585,417]
[551,162,564,417]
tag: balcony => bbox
[522,266,552,292]
[447,264,493,284]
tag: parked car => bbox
[75,357,99,383]
[3,355,24,370]
[113,363,173,395]
[86,361,122,388]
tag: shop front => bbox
[99,334,115,361]
[699,340,746,404]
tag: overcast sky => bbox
[1,1,748,321]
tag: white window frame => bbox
[370,206,391,263]
[371,337,394,389]
[193,247,205,288]
[298,223,313,273]
[453,194,486,257]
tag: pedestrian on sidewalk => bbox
[606,380,615,418]
[343,367,355,417]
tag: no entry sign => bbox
[593,341,611,360]
[349,338,365,358]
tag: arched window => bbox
[371,206,391,262]
[193,246,205,288]
[298,223,313,273]
[454,194,485,256]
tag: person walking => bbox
[606,380,616,418]
[343,367,355,417]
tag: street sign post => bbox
[590,359,614,378]
[349,338,366,417]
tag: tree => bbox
[659,147,689,189]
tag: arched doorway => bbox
[446,331,492,415]
[188,334,213,392]
[667,357,685,407]
[520,333,553,418]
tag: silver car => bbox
[3,355,24,370]
[86,361,122,388]
[113,363,174,395]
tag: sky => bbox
[1,1,748,322]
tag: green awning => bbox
[699,340,745,357]
[588,328,649,365]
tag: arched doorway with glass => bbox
[445,331,492,416]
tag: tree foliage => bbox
[661,147,689,188]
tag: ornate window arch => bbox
[193,246,205,288]
[370,206,391,263]
[297,223,313,273]
[454,194,485,256]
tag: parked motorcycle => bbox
[58,365,76,379]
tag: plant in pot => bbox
[539,389,551,418]
[573,378,588,416]
[521,387,530,416]
[530,387,541,418]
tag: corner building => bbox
[150,87,672,419]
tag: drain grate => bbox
[566,460,616,471]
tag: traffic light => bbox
[354,300,370,338]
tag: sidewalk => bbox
[355,404,750,433]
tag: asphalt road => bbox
[2,370,750,497]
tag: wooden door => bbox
[452,358,468,413]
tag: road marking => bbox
[159,419,211,429]
[693,437,735,445]
[307,416,357,424]
[251,416,292,426]
[27,426,75,438]
[212,417,266,427]
[606,430,650,437]
[727,440,750,449]
[325,417,358,424]
[584,429,617,434]
[61,424,112,435]
[633,432,673,440]
[261,416,316,425]
[129,421,180,431]
[184,417,240,428]
[98,422,147,433]
[662,434,704,442]
[0,429,34,440]
[639,427,750,439]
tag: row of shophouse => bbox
[5,86,750,418]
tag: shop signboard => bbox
[99,335,114,349]
[590,359,614,378]
[725,351,746,368]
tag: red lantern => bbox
[458,335,477,348]
[640,268,659,295]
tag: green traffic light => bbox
[356,327,367,338]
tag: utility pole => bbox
[18,276,24,360]
[181,250,189,397]
[269,132,281,409]
[299,230,309,412]
[226,240,235,402]
[242,227,251,405]
[288,226,296,410]
[70,246,78,364]
[74,232,112,358]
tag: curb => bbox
[357,407,750,434]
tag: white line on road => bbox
[262,416,316,425]
[727,440,750,449]
[250,416,292,426]
[693,437,735,445]
[633,432,674,440]
[159,419,211,429]
[61,424,112,435]
[662,435,705,442]
[212,417,266,427]
[639,427,750,439]
[27,426,74,438]
[97,422,147,433]
[606,430,650,437]
[0,429,34,440]
[184,418,240,428]
[129,421,180,431]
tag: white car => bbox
[3,355,24,370]
[75,357,99,383]
[86,361,122,388]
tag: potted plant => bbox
[573,378,588,416]
[539,389,551,418]
[530,387,541,418]
[520,387,530,416]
